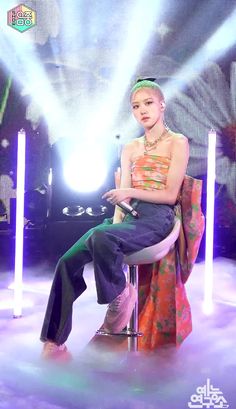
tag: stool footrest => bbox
[96,329,143,337]
[121,329,143,337]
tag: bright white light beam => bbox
[64,150,107,192]
[164,7,236,99]
[85,0,162,140]
[203,129,216,315]
[13,128,26,318]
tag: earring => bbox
[163,120,170,132]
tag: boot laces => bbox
[108,296,122,312]
[107,286,129,313]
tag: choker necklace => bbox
[144,126,169,153]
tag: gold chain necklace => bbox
[144,127,169,153]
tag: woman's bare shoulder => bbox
[169,131,188,144]
[169,131,189,161]
[123,136,144,154]
[125,136,143,147]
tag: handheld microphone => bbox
[117,201,139,218]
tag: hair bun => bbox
[136,77,156,83]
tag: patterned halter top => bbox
[131,154,171,191]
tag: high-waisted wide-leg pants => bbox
[40,201,175,345]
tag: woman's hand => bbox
[102,188,132,205]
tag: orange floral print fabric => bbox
[131,154,170,191]
[136,175,205,350]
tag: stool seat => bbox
[124,218,181,265]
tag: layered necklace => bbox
[144,126,169,154]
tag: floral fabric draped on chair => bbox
[137,175,205,350]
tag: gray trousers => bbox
[40,201,175,345]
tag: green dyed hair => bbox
[130,79,164,100]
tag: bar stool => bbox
[97,217,181,351]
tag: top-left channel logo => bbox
[7,3,37,33]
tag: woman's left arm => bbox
[103,135,189,206]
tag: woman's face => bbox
[131,88,164,129]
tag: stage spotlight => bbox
[24,185,48,224]
[85,205,108,217]
[63,150,108,193]
[62,205,85,217]
[49,139,115,221]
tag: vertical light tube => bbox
[203,129,216,314]
[46,167,52,218]
[13,129,26,318]
[48,167,52,186]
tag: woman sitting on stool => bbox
[40,78,189,360]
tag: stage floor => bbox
[0,257,235,409]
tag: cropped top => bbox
[131,154,170,191]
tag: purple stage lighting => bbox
[13,129,26,318]
[203,129,216,314]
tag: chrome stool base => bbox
[96,264,142,352]
[96,328,143,337]
[96,328,143,352]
